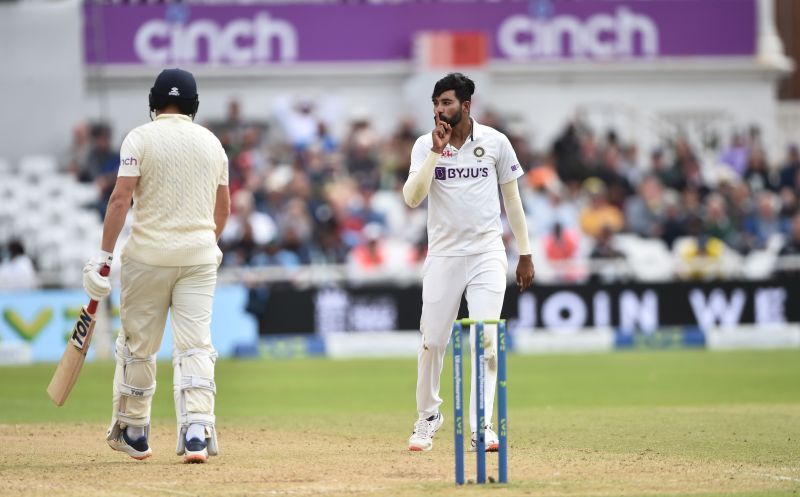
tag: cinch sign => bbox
[84,0,755,67]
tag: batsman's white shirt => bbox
[117,114,228,267]
[109,113,225,440]
[409,119,523,255]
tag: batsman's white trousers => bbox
[112,256,218,428]
[416,250,507,433]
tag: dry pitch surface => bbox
[1,352,799,497]
[1,420,797,497]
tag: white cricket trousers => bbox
[111,256,218,428]
[416,251,507,433]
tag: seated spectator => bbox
[579,178,624,238]
[779,213,800,256]
[660,190,687,248]
[624,175,665,238]
[273,94,339,153]
[220,98,247,143]
[724,180,754,232]
[597,145,633,209]
[778,187,799,219]
[542,222,583,282]
[0,240,38,291]
[719,132,749,178]
[775,213,800,278]
[778,144,800,190]
[348,222,388,274]
[552,122,589,186]
[523,175,579,238]
[84,123,120,217]
[233,127,269,188]
[344,112,381,191]
[589,226,625,282]
[220,189,279,265]
[251,238,302,270]
[650,148,681,191]
[543,222,579,261]
[64,121,90,177]
[590,226,624,260]
[347,222,414,279]
[676,156,707,194]
[77,122,117,184]
[279,226,313,265]
[743,191,790,251]
[703,193,743,252]
[676,217,726,280]
[743,148,776,192]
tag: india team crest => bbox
[474,147,485,158]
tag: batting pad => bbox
[173,347,219,456]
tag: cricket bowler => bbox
[403,73,535,452]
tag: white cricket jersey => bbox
[117,114,228,267]
[409,119,523,256]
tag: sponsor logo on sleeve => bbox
[121,157,138,166]
[511,164,519,171]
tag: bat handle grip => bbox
[86,264,112,314]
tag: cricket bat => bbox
[47,265,110,406]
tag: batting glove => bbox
[82,251,113,301]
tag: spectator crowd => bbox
[5,96,798,294]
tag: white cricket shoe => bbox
[470,425,499,452]
[107,430,152,460]
[408,413,444,451]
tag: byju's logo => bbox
[435,167,490,181]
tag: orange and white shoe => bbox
[183,438,208,464]
[471,425,499,452]
[408,413,444,452]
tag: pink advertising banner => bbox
[84,0,756,66]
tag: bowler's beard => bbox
[439,109,463,127]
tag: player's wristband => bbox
[98,250,114,266]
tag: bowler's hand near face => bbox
[431,116,452,154]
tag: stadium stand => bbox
[1,104,798,289]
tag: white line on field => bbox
[754,473,800,483]
[135,485,198,496]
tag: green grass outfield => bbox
[1,349,799,496]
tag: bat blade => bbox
[47,264,110,406]
[47,305,98,406]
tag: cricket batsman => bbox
[403,73,535,451]
[82,68,230,463]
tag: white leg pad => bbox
[106,343,157,441]
[173,347,219,456]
